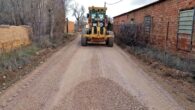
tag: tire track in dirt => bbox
[90,48,103,79]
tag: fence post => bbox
[164,22,169,66]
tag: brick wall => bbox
[114,0,195,56]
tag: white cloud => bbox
[67,0,158,21]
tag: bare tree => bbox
[63,0,72,17]
[72,3,85,31]
[0,0,68,46]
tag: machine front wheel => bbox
[81,37,87,46]
[107,37,114,47]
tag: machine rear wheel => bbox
[81,37,87,46]
[107,37,114,47]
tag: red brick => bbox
[114,0,195,55]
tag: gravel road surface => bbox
[0,36,184,110]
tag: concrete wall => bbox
[114,0,195,55]
[0,25,31,52]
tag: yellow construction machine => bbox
[81,6,114,47]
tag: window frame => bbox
[144,15,152,34]
[178,9,195,35]
[177,8,195,51]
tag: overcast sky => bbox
[67,0,158,21]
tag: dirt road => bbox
[0,36,184,110]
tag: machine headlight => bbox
[100,23,103,27]
[93,23,97,26]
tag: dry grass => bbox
[0,44,40,73]
[115,39,195,74]
[0,33,77,91]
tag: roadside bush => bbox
[120,43,195,73]
[0,44,40,73]
[114,23,195,74]
[37,35,53,48]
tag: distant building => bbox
[65,20,75,33]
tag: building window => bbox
[121,20,125,25]
[130,18,135,24]
[178,9,195,34]
[144,16,152,33]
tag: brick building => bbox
[65,21,75,33]
[114,0,195,55]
